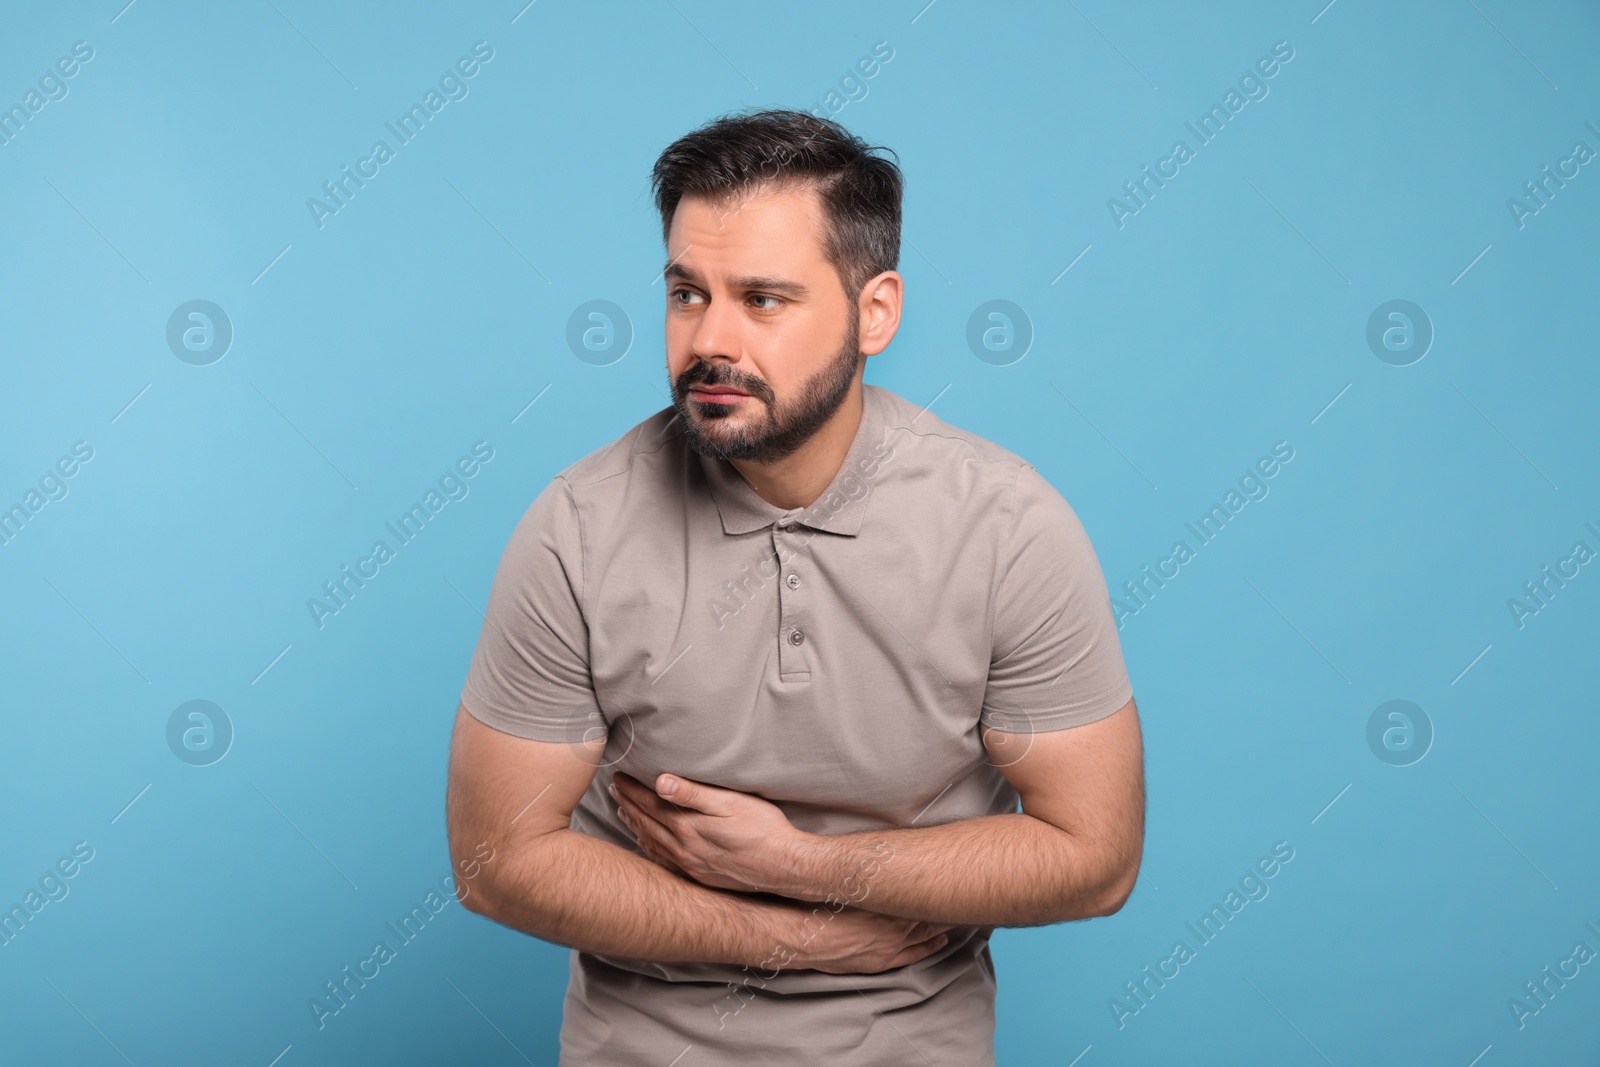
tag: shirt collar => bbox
[696,384,885,537]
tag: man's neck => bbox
[731,384,864,511]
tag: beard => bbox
[671,313,862,464]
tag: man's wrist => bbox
[765,828,834,902]
[772,829,893,905]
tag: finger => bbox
[887,932,950,970]
[634,823,704,883]
[614,790,651,826]
[904,920,955,941]
[615,802,641,843]
[618,801,679,857]
[614,797,643,842]
[616,801,649,842]
[610,774,658,811]
[633,830,686,874]
[613,777,679,825]
[655,774,736,817]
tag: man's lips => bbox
[688,386,751,401]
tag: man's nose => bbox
[690,294,742,363]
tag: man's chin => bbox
[687,434,756,462]
[684,423,788,463]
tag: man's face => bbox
[664,182,862,464]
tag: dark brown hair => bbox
[649,108,902,301]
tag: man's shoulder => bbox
[867,385,1083,545]
[867,383,1033,482]
[551,404,685,491]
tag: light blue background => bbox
[2,1,1597,1063]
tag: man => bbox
[446,108,1144,1065]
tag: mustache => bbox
[677,362,771,402]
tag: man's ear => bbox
[857,270,903,357]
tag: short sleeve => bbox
[978,464,1134,733]
[459,476,604,742]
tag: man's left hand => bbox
[609,771,806,896]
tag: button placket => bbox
[773,522,810,678]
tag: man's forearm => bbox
[778,812,1129,927]
[468,826,806,968]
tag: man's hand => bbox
[777,905,955,975]
[610,772,804,897]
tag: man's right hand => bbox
[785,904,955,974]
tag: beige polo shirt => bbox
[460,381,1134,1066]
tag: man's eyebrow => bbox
[662,263,811,298]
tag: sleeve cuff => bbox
[459,694,606,745]
[979,682,1134,733]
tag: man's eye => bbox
[672,289,703,306]
[749,295,781,310]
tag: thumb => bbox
[657,774,732,815]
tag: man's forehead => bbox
[667,181,827,260]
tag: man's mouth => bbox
[688,386,751,401]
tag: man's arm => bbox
[786,696,1144,926]
[613,696,1145,928]
[445,703,955,971]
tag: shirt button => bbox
[788,627,805,646]
[786,574,800,589]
